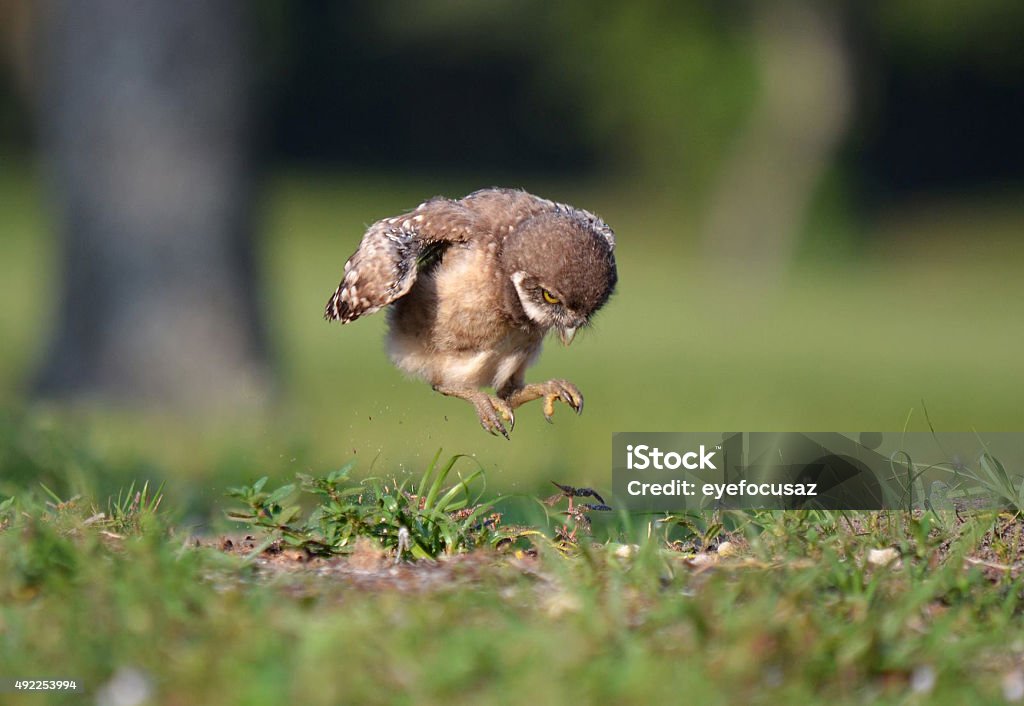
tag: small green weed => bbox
[226,450,504,559]
[0,494,14,530]
[105,479,166,535]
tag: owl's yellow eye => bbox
[541,289,560,305]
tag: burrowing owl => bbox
[325,188,617,438]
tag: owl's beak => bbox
[558,327,577,346]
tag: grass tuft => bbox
[226,450,505,559]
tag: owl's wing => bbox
[324,197,477,323]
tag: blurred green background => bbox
[1,1,1022,526]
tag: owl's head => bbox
[503,211,617,344]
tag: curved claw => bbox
[553,380,584,416]
[481,416,510,440]
[475,395,514,439]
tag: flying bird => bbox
[325,188,617,438]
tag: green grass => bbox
[225,451,507,559]
[3,454,1024,705]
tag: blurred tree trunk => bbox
[700,0,852,278]
[33,0,271,410]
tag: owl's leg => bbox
[499,379,583,423]
[432,384,515,439]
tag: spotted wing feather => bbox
[324,198,478,323]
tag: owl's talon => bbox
[511,379,584,424]
[433,385,515,438]
[480,413,509,439]
[552,380,584,415]
[475,395,514,439]
[483,413,510,439]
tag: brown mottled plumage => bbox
[325,188,617,437]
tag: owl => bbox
[325,188,617,438]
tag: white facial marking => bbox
[511,271,549,325]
